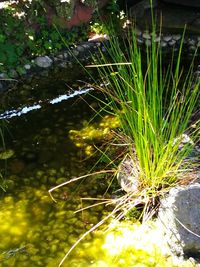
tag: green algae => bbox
[69,115,120,156]
[0,149,14,160]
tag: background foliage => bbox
[0,0,119,73]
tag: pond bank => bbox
[0,37,108,94]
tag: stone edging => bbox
[0,31,199,94]
[0,38,108,93]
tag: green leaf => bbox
[0,34,6,43]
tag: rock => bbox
[24,64,31,70]
[57,54,64,59]
[58,62,68,68]
[77,45,85,53]
[117,154,140,193]
[158,183,200,259]
[35,56,53,68]
[63,53,69,59]
[172,34,181,41]
[163,35,172,42]
[71,49,79,57]
[10,159,25,174]
[0,72,8,79]
[160,41,167,47]
[173,133,194,149]
[142,31,151,39]
[168,39,176,46]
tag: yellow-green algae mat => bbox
[0,114,196,267]
[0,186,195,267]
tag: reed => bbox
[91,23,199,195]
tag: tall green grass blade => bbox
[90,17,199,191]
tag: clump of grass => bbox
[90,23,199,200]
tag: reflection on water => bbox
[0,88,93,119]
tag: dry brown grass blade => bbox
[48,170,115,202]
[58,202,124,267]
[74,198,115,214]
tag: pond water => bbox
[0,68,120,267]
[0,64,194,267]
